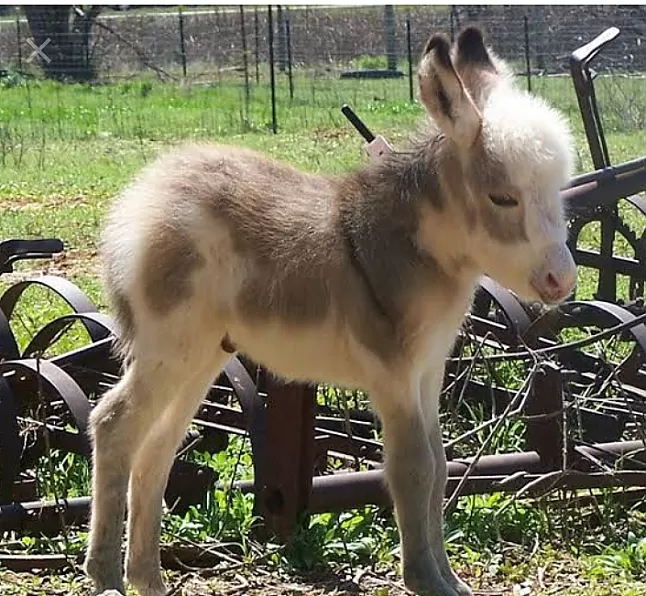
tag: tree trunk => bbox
[23,5,100,82]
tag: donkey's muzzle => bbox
[531,243,577,305]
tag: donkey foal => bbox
[85,27,577,596]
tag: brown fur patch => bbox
[110,288,136,361]
[141,227,205,315]
[220,333,236,353]
[336,159,450,362]
[466,145,528,244]
[207,153,338,325]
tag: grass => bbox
[1,67,646,594]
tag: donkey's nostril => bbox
[545,271,560,291]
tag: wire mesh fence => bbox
[0,5,644,154]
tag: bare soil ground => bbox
[1,552,645,596]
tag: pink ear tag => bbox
[365,135,392,163]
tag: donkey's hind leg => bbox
[84,360,176,594]
[124,349,229,596]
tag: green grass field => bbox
[1,70,646,595]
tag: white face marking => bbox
[472,84,577,303]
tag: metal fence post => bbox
[285,8,294,101]
[15,9,22,71]
[384,5,397,72]
[523,15,532,93]
[254,7,260,84]
[178,6,187,78]
[406,14,413,103]
[239,5,250,123]
[276,5,286,73]
[268,5,278,134]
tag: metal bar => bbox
[0,496,91,534]
[562,165,646,213]
[525,362,564,470]
[0,554,71,572]
[232,440,646,514]
[567,155,646,189]
[568,27,620,170]
[3,441,645,534]
[341,104,375,143]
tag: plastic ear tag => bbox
[365,135,392,162]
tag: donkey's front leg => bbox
[372,383,458,596]
[420,367,473,596]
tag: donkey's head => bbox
[418,26,577,305]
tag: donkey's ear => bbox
[418,33,482,148]
[454,26,496,72]
[452,26,503,103]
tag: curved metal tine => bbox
[476,276,534,337]
[0,359,92,453]
[0,309,20,361]
[22,312,116,358]
[524,300,646,371]
[0,378,21,504]
[0,276,106,344]
[222,357,267,494]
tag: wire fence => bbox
[0,5,644,142]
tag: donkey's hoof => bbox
[403,561,459,596]
[85,555,125,596]
[441,570,473,596]
[126,568,167,596]
[448,579,473,596]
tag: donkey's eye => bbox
[489,194,519,208]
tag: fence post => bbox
[276,5,286,73]
[178,6,187,79]
[406,14,413,103]
[523,15,531,93]
[534,5,545,71]
[285,8,294,101]
[449,6,458,43]
[240,6,250,123]
[15,8,22,71]
[254,7,260,83]
[268,5,278,134]
[384,5,397,72]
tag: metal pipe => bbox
[0,496,91,534]
[231,440,646,513]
